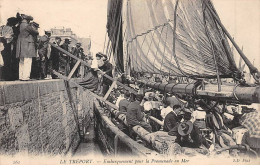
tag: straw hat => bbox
[178,121,193,136]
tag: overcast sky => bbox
[0,0,259,71]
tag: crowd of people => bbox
[0,13,86,81]
[112,84,259,153]
[114,90,210,148]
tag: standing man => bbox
[38,31,51,79]
[29,21,40,79]
[79,48,85,77]
[48,37,62,79]
[16,14,38,81]
[71,42,82,77]
[11,13,22,80]
[60,38,71,75]
[126,94,152,132]
[71,42,81,57]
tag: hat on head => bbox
[76,42,81,46]
[178,121,193,136]
[7,17,18,25]
[96,52,107,59]
[45,30,51,35]
[136,94,144,101]
[148,92,155,98]
[21,14,33,21]
[165,96,181,107]
[31,22,40,28]
[125,91,131,98]
[64,38,71,43]
[55,36,61,40]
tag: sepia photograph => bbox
[0,0,259,165]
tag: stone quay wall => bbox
[0,79,93,156]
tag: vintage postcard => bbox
[0,0,259,165]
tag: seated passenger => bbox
[161,96,182,120]
[115,89,125,107]
[116,91,131,118]
[169,120,210,148]
[126,94,152,133]
[163,105,183,132]
[143,92,162,113]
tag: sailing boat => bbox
[93,0,260,157]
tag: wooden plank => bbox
[94,100,159,156]
[67,60,81,80]
[100,71,137,94]
[49,42,91,67]
[52,70,119,110]
[103,80,117,100]
[49,42,138,95]
[149,116,163,126]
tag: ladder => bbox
[48,42,137,109]
[48,42,163,127]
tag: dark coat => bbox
[126,101,144,126]
[16,20,39,58]
[119,99,130,113]
[60,43,70,61]
[71,46,81,57]
[99,61,113,85]
[38,35,49,58]
[50,42,61,63]
[163,111,181,132]
[60,43,69,52]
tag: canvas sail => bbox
[107,0,237,78]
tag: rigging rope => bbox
[171,0,188,78]
[134,38,140,72]
[103,32,107,53]
[128,19,174,43]
[139,32,148,71]
[159,24,169,75]
[127,2,156,73]
[144,30,156,72]
[152,25,165,73]
[203,2,222,91]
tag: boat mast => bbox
[205,0,260,83]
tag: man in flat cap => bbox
[60,38,71,75]
[37,30,51,79]
[16,14,38,81]
[70,42,82,77]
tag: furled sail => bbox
[107,0,124,72]
[107,0,237,78]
